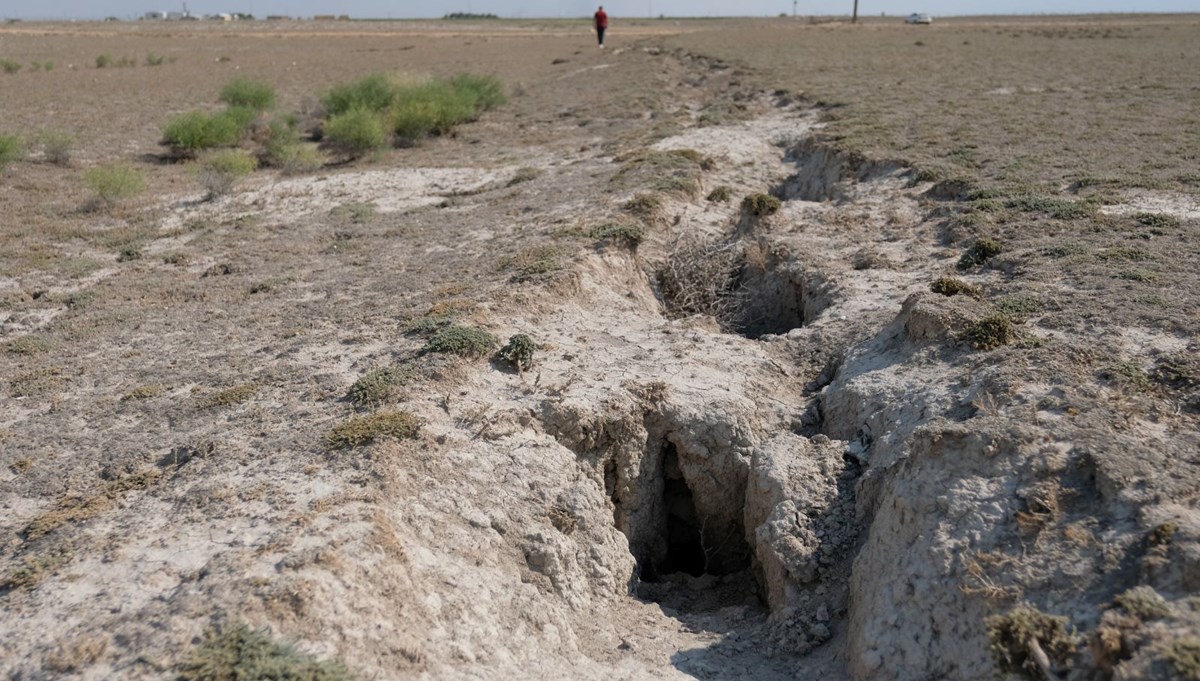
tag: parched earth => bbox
[2,17,1199,681]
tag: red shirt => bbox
[594,10,608,29]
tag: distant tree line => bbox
[443,12,499,19]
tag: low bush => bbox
[742,193,781,217]
[957,237,1003,270]
[198,384,258,409]
[423,325,498,358]
[707,185,733,202]
[450,72,506,110]
[963,313,1019,351]
[322,74,398,116]
[37,131,75,166]
[195,149,258,198]
[930,276,982,298]
[498,246,562,281]
[589,221,646,247]
[1,59,21,74]
[178,623,352,681]
[986,605,1076,679]
[144,52,166,66]
[496,334,536,372]
[322,108,387,158]
[0,134,23,171]
[83,163,145,206]
[347,365,412,408]
[325,411,422,449]
[1169,638,1200,681]
[162,110,248,155]
[95,54,111,68]
[219,78,276,111]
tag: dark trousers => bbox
[597,27,606,45]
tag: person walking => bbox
[594,6,608,48]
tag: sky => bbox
[2,0,1195,20]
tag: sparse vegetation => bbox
[123,384,167,400]
[37,130,75,166]
[0,134,24,171]
[1,545,73,593]
[496,334,536,372]
[742,193,781,217]
[930,276,981,298]
[199,384,259,409]
[178,623,353,681]
[145,52,166,66]
[508,166,541,186]
[1,59,21,74]
[346,365,412,408]
[423,325,498,358]
[6,334,52,355]
[83,163,145,207]
[622,193,664,221]
[1112,586,1169,620]
[1169,638,1200,681]
[957,237,1003,270]
[986,605,1076,679]
[195,148,258,198]
[325,410,422,449]
[588,221,646,247]
[707,185,733,202]
[330,202,377,224]
[993,295,1042,320]
[498,246,563,281]
[219,78,276,110]
[658,238,745,325]
[964,313,1020,351]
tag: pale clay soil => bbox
[2,35,1200,681]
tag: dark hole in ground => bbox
[656,238,833,339]
[659,444,707,577]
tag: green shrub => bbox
[390,81,477,141]
[323,109,388,158]
[449,72,506,110]
[322,74,397,116]
[199,384,259,409]
[423,325,498,358]
[37,131,75,166]
[742,193,781,217]
[707,185,733,202]
[986,605,1075,679]
[622,193,664,220]
[195,149,258,198]
[496,334,536,372]
[84,163,145,206]
[95,54,112,68]
[964,313,1019,351]
[1133,212,1179,229]
[589,221,646,247]
[325,411,422,449]
[347,365,412,408]
[498,246,562,281]
[145,52,166,66]
[162,110,246,155]
[930,276,981,298]
[219,78,276,111]
[1,59,21,74]
[1170,638,1200,681]
[0,134,23,171]
[178,623,352,681]
[993,295,1042,320]
[957,237,1003,270]
[1112,586,1169,620]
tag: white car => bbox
[906,13,933,24]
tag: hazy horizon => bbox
[4,1,1197,21]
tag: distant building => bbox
[204,13,232,21]
[265,14,291,20]
[144,11,166,19]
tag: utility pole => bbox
[851,0,858,22]
[793,0,797,17]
